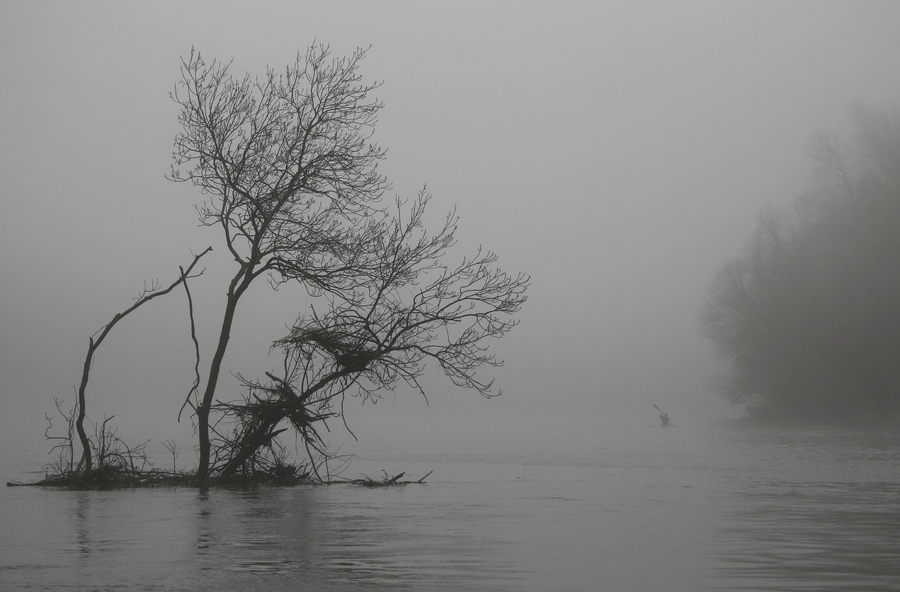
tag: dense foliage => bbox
[702,105,900,421]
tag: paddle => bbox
[654,404,671,426]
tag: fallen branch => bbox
[73,247,212,473]
[345,470,432,487]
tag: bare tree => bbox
[214,191,529,479]
[170,44,405,481]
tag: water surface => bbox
[2,420,899,591]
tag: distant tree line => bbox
[702,105,900,422]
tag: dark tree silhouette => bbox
[170,45,528,480]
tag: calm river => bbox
[2,418,900,591]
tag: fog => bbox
[3,2,900,452]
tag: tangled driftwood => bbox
[346,470,432,487]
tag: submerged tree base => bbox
[9,468,196,490]
[7,461,309,490]
[7,466,430,490]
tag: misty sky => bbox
[3,1,900,448]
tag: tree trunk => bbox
[75,337,96,473]
[195,267,253,482]
[195,299,236,482]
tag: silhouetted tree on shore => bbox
[169,45,528,480]
[34,45,527,488]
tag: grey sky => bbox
[3,1,900,445]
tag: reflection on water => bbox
[2,422,900,591]
[189,485,523,591]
